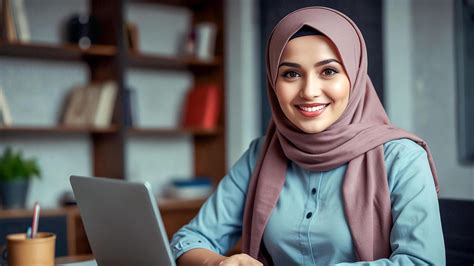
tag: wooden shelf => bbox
[128,0,206,8]
[0,199,204,217]
[128,52,222,70]
[0,126,119,134]
[0,42,117,61]
[127,127,221,136]
[158,198,206,211]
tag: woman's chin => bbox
[296,123,328,134]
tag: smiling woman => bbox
[275,32,350,134]
[170,6,445,266]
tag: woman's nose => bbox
[299,76,322,99]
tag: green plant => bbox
[0,147,41,182]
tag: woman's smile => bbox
[295,103,330,118]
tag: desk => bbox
[55,254,94,264]
[1,198,205,257]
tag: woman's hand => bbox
[218,253,262,266]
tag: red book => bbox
[182,85,221,129]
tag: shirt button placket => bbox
[307,172,322,264]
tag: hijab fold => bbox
[242,7,439,263]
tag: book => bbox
[123,87,136,127]
[3,0,17,42]
[63,84,100,127]
[125,21,139,53]
[0,87,13,126]
[93,81,117,128]
[182,85,221,129]
[11,0,30,43]
[194,22,217,61]
[63,81,117,128]
[0,0,4,40]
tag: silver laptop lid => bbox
[70,175,176,266]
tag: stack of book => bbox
[164,178,212,200]
[62,81,118,128]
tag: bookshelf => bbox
[0,126,119,134]
[0,0,225,255]
[128,52,222,69]
[0,43,117,61]
[127,127,223,136]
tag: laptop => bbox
[69,175,176,266]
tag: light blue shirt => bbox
[171,137,445,265]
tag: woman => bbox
[171,6,445,265]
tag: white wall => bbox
[125,3,194,195]
[225,0,261,168]
[384,0,474,200]
[383,0,414,132]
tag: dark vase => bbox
[0,180,29,209]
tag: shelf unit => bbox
[0,0,225,255]
[0,0,226,183]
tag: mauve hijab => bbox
[241,6,440,263]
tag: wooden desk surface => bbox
[0,206,79,218]
[0,198,205,218]
[55,254,94,264]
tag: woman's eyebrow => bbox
[278,62,300,68]
[315,58,341,67]
[278,58,341,69]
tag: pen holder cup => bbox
[4,232,56,266]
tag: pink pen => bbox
[31,202,40,238]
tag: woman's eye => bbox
[322,68,338,77]
[282,71,300,79]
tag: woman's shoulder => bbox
[247,135,266,159]
[383,138,427,159]
[228,135,266,175]
[383,138,432,187]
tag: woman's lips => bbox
[295,103,329,118]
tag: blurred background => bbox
[0,0,472,263]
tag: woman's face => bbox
[275,35,350,134]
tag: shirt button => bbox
[306,212,313,219]
[311,188,317,195]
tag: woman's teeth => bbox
[299,105,327,112]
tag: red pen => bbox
[31,202,40,238]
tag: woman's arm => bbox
[177,249,262,266]
[170,137,265,264]
[176,248,227,266]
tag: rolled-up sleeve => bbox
[170,137,263,260]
